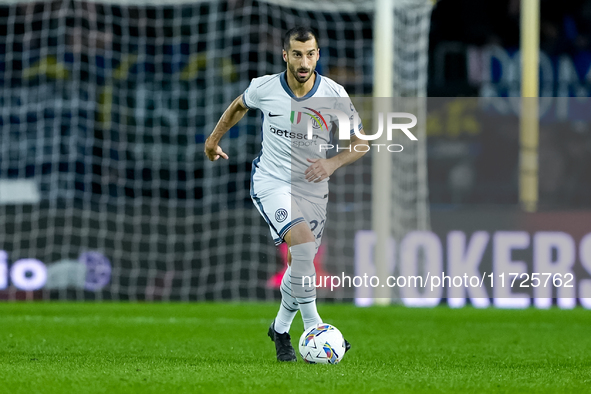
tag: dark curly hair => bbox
[283,26,319,50]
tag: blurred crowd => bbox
[431,0,591,55]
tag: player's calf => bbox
[290,242,317,298]
[289,241,323,330]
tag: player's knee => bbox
[287,222,315,246]
[290,241,316,277]
[289,242,315,262]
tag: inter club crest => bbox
[275,208,288,222]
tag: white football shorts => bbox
[250,174,327,250]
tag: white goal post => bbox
[373,0,433,304]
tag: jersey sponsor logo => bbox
[275,208,288,223]
[269,125,318,141]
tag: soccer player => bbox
[204,26,368,361]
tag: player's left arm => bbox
[304,128,369,183]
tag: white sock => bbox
[297,296,322,330]
[290,242,322,330]
[274,266,299,334]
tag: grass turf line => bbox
[1,303,590,393]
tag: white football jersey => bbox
[243,71,361,203]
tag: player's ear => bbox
[282,49,287,62]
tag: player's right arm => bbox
[204,94,249,161]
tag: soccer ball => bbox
[298,323,346,364]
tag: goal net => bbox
[0,0,432,301]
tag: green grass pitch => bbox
[1,302,590,393]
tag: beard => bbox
[288,63,315,84]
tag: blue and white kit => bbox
[243,71,361,247]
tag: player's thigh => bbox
[284,221,315,247]
[293,195,328,250]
